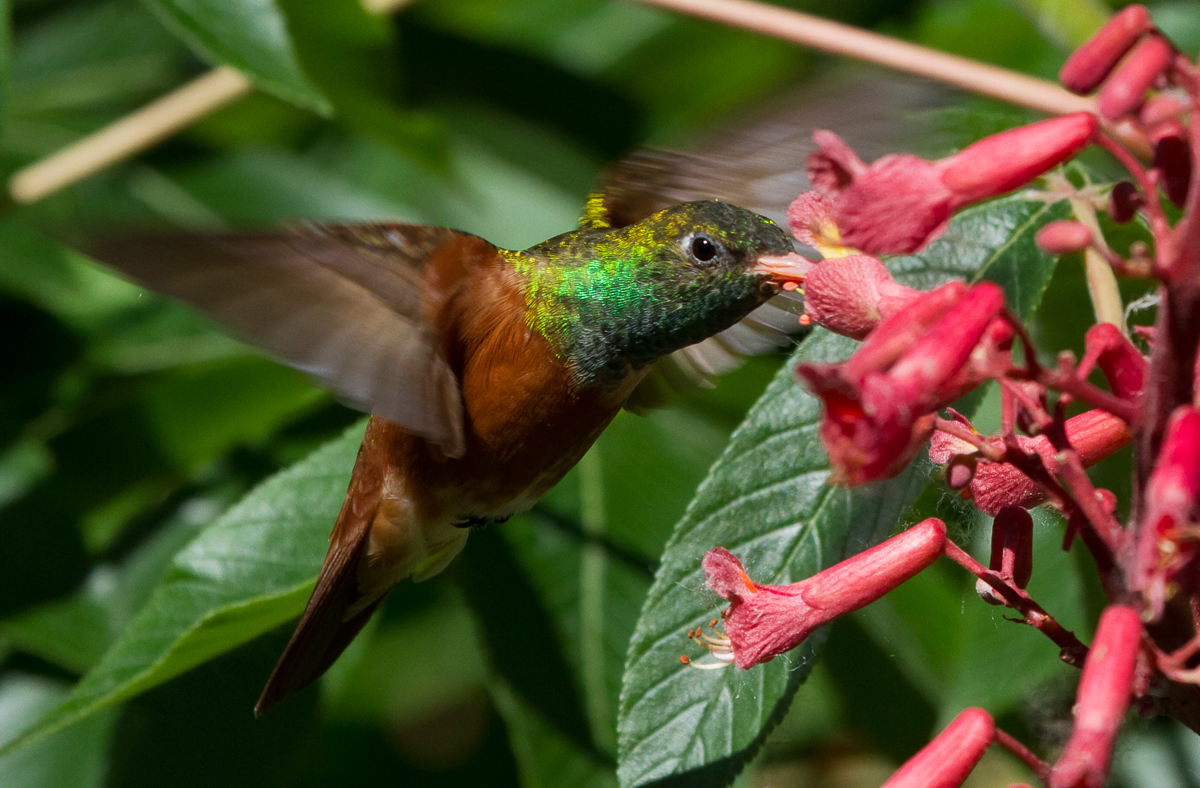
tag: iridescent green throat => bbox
[503,211,771,387]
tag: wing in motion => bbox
[88,224,471,458]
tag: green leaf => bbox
[493,679,618,788]
[140,0,329,113]
[0,420,364,758]
[0,675,117,788]
[616,192,1070,788]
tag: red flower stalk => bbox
[1059,5,1152,94]
[799,282,1005,485]
[699,519,946,668]
[931,408,1132,515]
[976,506,1033,605]
[1130,406,1200,619]
[1079,323,1147,402]
[808,115,1098,255]
[1049,605,1142,788]
[1036,221,1094,254]
[1098,34,1174,120]
[880,707,995,788]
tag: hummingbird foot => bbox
[452,514,513,529]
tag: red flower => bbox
[976,506,1033,605]
[1049,605,1142,788]
[799,253,922,340]
[808,115,1098,254]
[1098,34,1174,120]
[697,519,946,668]
[1080,323,1147,402]
[1036,221,1094,254]
[798,282,1005,485]
[1059,5,1153,95]
[881,707,995,788]
[1130,406,1200,620]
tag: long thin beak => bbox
[753,251,814,288]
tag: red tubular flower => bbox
[1098,34,1174,120]
[1059,5,1152,94]
[700,519,946,668]
[932,409,1132,515]
[881,707,995,788]
[1036,221,1094,254]
[1080,323,1147,402]
[800,253,923,340]
[1049,605,1142,788]
[976,506,1034,605]
[1130,406,1200,620]
[809,115,1098,255]
[799,282,1005,485]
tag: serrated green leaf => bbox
[616,192,1070,788]
[140,0,329,113]
[0,420,364,758]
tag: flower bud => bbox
[1049,605,1142,788]
[701,519,947,668]
[1151,121,1191,207]
[1036,221,1094,254]
[1098,35,1174,120]
[1059,5,1152,94]
[881,707,995,788]
[1108,181,1144,223]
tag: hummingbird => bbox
[89,194,811,716]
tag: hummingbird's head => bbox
[636,200,811,292]
[514,199,813,386]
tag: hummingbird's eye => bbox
[689,234,719,264]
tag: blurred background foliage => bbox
[1,0,1200,786]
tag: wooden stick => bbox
[8,0,1094,205]
[9,67,250,204]
[630,0,1097,116]
[7,0,415,205]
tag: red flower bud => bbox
[701,519,946,668]
[1131,406,1200,619]
[1108,181,1144,223]
[1151,121,1192,207]
[799,283,1004,485]
[811,115,1097,255]
[1049,605,1142,788]
[1036,221,1094,254]
[976,505,1034,604]
[1098,35,1174,119]
[1059,5,1152,94]
[881,707,995,788]
[1080,323,1147,402]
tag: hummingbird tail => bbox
[255,433,387,718]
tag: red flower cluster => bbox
[683,6,1200,787]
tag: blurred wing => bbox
[616,72,947,410]
[88,224,470,457]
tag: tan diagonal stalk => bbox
[9,0,1096,205]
